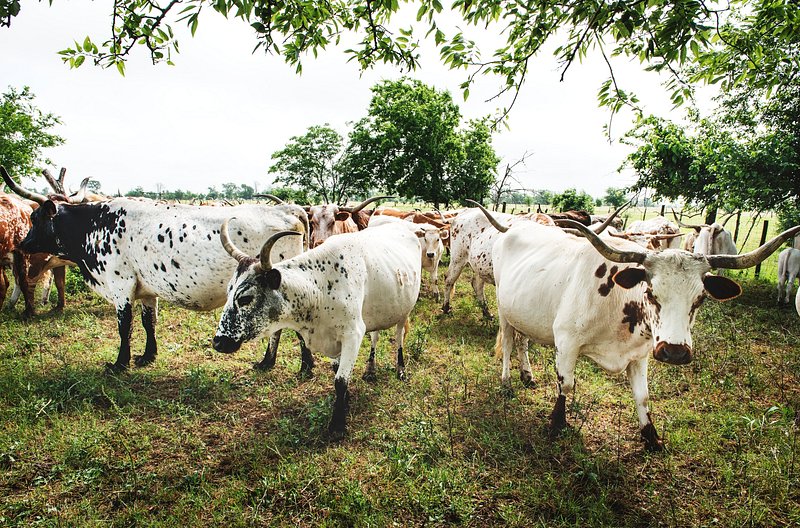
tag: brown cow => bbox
[0,192,36,316]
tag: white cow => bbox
[368,214,448,299]
[777,247,800,304]
[473,202,799,451]
[693,223,738,256]
[614,216,684,250]
[213,221,421,438]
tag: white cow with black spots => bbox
[473,201,800,451]
[213,221,421,438]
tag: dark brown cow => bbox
[547,210,592,226]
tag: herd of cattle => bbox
[2,166,800,449]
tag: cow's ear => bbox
[703,274,741,301]
[414,228,425,238]
[439,228,450,240]
[43,200,57,217]
[258,269,282,290]
[613,267,647,289]
[335,211,351,222]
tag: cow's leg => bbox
[787,269,799,305]
[430,258,441,302]
[0,267,8,309]
[106,302,134,373]
[362,331,379,381]
[7,281,20,308]
[517,334,534,388]
[12,251,35,319]
[394,318,408,381]
[255,329,281,370]
[498,317,515,394]
[52,266,66,311]
[442,255,467,313]
[38,270,53,306]
[134,297,158,367]
[472,274,492,319]
[298,332,314,378]
[549,343,578,437]
[329,331,363,439]
[628,357,663,451]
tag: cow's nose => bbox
[426,252,435,258]
[213,335,242,353]
[653,342,692,365]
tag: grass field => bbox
[1,214,799,526]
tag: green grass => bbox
[1,261,799,526]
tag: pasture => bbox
[1,253,799,526]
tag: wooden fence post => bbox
[733,211,742,243]
[754,220,769,278]
[659,205,665,216]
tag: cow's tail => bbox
[494,327,503,359]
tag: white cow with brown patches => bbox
[473,201,800,451]
[213,221,421,438]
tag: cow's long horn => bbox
[590,198,632,234]
[706,225,800,269]
[340,195,394,213]
[466,199,509,233]
[0,166,47,204]
[559,220,647,264]
[220,218,251,263]
[671,208,705,231]
[258,231,302,272]
[255,193,285,204]
[435,209,447,224]
[42,168,65,195]
[70,177,90,203]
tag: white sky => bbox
[0,0,704,198]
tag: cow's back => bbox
[0,194,32,255]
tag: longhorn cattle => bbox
[777,248,800,305]
[4,168,311,373]
[261,195,389,248]
[213,221,421,438]
[473,201,799,451]
[672,212,738,257]
[611,216,684,251]
[369,215,448,299]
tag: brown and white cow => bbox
[474,201,799,451]
[610,216,684,251]
[0,191,36,316]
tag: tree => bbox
[552,188,594,213]
[0,86,64,181]
[270,125,369,205]
[6,1,799,121]
[603,187,628,208]
[489,151,533,208]
[346,79,497,209]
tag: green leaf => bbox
[115,61,126,77]
[83,36,92,53]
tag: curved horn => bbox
[69,177,90,203]
[435,209,447,224]
[340,195,394,213]
[590,198,632,234]
[465,199,509,233]
[671,208,705,231]
[0,166,47,204]
[559,220,647,264]
[254,193,285,204]
[220,218,251,263]
[706,225,800,270]
[258,231,302,272]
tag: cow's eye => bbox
[238,295,254,306]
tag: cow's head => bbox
[305,196,391,248]
[213,220,301,353]
[413,224,447,259]
[562,220,800,365]
[20,199,62,255]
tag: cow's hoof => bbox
[441,303,451,314]
[253,361,274,371]
[327,425,346,442]
[362,370,377,382]
[298,367,314,380]
[104,362,128,375]
[133,354,155,367]
[500,383,515,399]
[547,421,569,440]
[396,369,407,382]
[520,371,535,388]
[641,423,664,452]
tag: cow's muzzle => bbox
[653,342,692,365]
[213,334,242,353]
[426,251,435,258]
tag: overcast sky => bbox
[0,0,704,198]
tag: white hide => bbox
[777,247,800,304]
[693,223,738,256]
